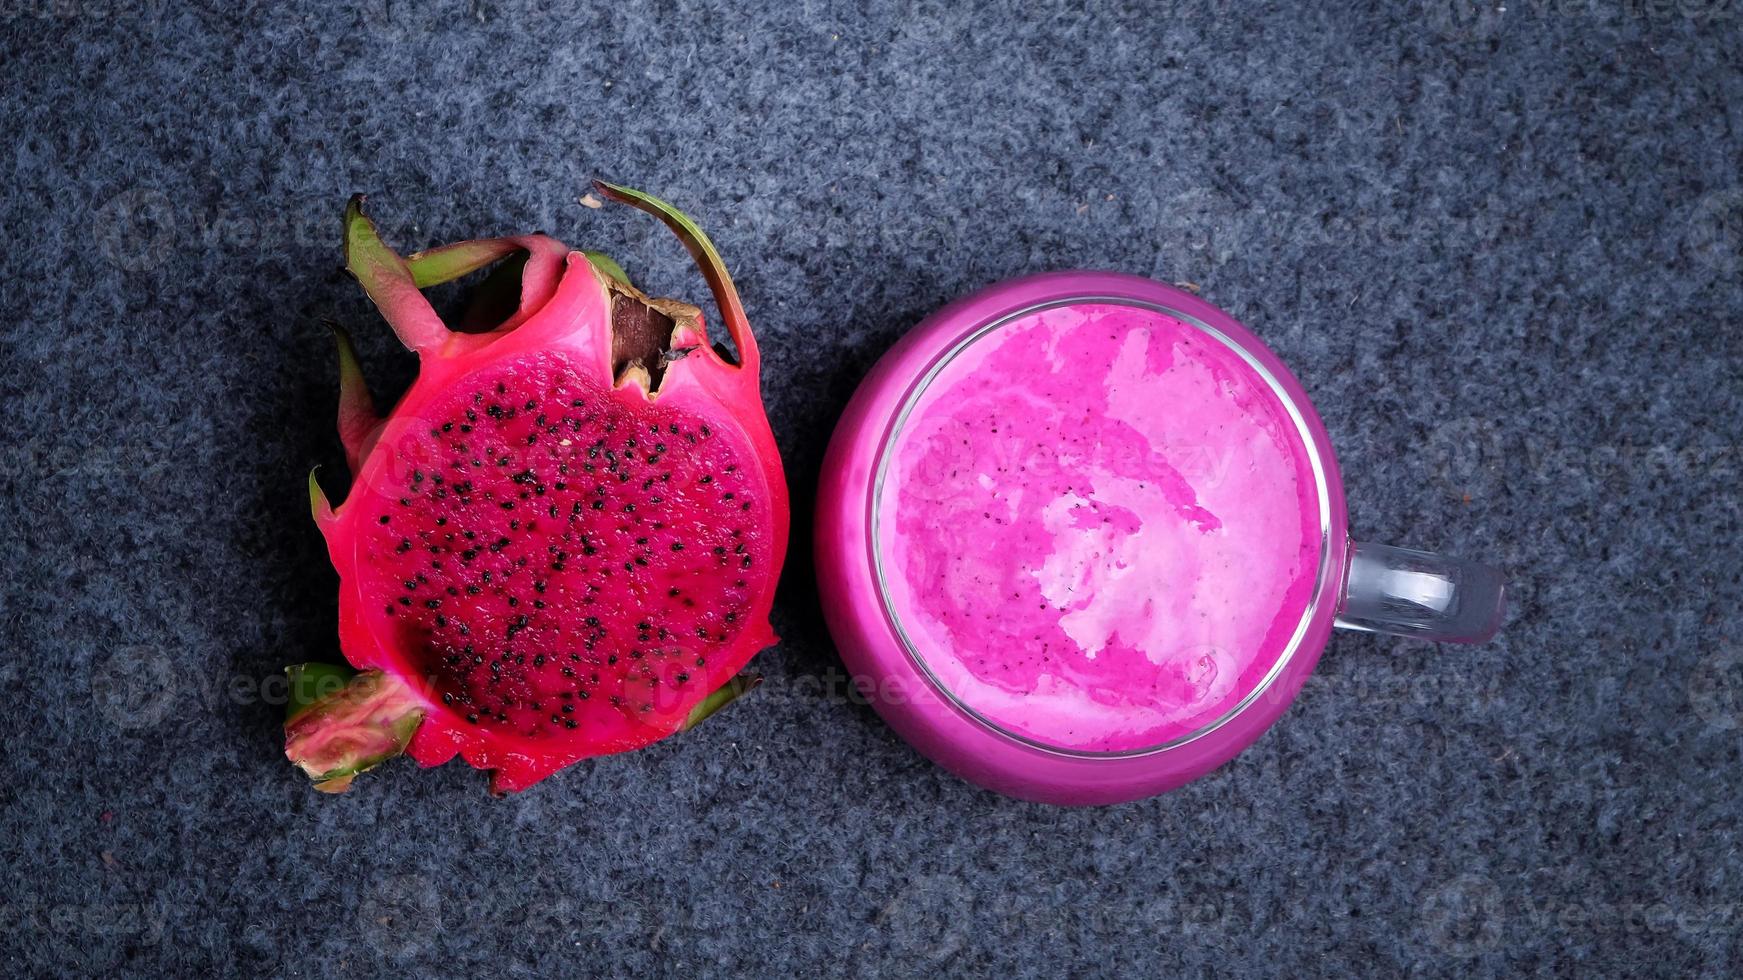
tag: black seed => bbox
[378,515,391,525]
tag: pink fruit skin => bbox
[315,206,788,794]
[816,272,1348,805]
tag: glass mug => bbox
[816,272,1505,805]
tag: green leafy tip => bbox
[307,467,330,522]
[284,662,358,722]
[591,180,757,371]
[582,250,630,286]
[682,673,762,732]
[405,238,525,289]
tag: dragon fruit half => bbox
[286,183,788,794]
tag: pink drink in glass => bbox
[816,272,1503,804]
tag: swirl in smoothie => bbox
[876,302,1322,752]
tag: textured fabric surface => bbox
[2,1,1741,975]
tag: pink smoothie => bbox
[875,301,1323,752]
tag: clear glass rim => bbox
[868,296,1337,759]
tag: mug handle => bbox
[1334,540,1506,643]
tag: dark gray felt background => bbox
[2,0,1741,975]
